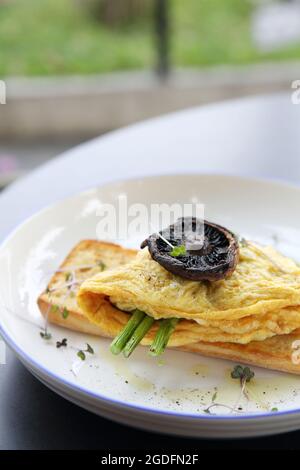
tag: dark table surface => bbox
[1,93,300,449]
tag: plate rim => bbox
[2,172,300,422]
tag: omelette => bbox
[38,238,300,374]
[77,242,300,347]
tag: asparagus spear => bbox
[123,315,155,358]
[149,318,179,356]
[110,309,145,355]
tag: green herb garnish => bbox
[98,260,106,271]
[239,237,248,248]
[40,331,52,340]
[86,343,94,354]
[56,338,67,348]
[62,307,69,319]
[231,365,254,383]
[65,272,72,282]
[77,343,94,361]
[77,350,86,361]
[51,304,59,313]
[170,245,187,257]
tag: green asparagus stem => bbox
[149,318,179,356]
[110,309,145,355]
[123,315,155,358]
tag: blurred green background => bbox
[1,0,299,77]
[0,0,299,187]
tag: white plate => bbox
[2,174,300,438]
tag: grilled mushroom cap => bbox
[141,217,239,281]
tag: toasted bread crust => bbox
[181,329,300,375]
[37,297,108,336]
[38,239,137,335]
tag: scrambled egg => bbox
[77,243,300,345]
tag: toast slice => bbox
[38,240,300,374]
[38,240,137,337]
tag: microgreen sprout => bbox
[41,261,103,346]
[231,365,255,383]
[98,260,106,271]
[230,365,255,412]
[149,222,187,258]
[77,350,86,361]
[77,343,94,361]
[85,343,94,354]
[62,307,69,319]
[239,237,248,248]
[202,388,244,415]
[203,367,279,415]
[40,330,52,340]
[56,338,67,348]
[148,222,174,249]
[170,245,187,257]
[203,403,243,415]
